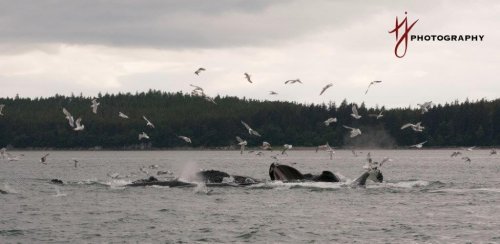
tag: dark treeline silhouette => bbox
[0,90,499,149]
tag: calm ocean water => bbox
[1,150,500,243]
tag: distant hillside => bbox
[0,90,499,149]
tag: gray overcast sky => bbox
[0,0,498,108]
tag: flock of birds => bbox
[0,67,498,174]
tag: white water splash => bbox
[193,182,212,194]
[178,161,200,182]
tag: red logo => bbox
[389,12,418,58]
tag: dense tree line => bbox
[0,90,498,149]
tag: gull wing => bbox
[352,105,359,116]
[236,136,244,143]
[241,121,251,131]
[62,108,72,117]
[380,157,392,167]
[401,123,413,129]
[75,118,82,127]
[343,125,354,130]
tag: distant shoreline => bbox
[3,146,497,151]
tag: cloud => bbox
[0,0,498,108]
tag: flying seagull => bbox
[364,152,392,170]
[343,125,362,138]
[244,73,252,83]
[62,108,75,127]
[74,118,85,131]
[401,122,424,132]
[190,84,204,93]
[40,153,50,165]
[236,136,247,154]
[368,110,384,119]
[73,159,78,168]
[6,153,22,162]
[143,116,155,128]
[490,149,497,155]
[0,104,4,116]
[319,83,333,95]
[203,95,217,105]
[138,132,150,140]
[194,67,206,75]
[410,141,427,148]
[450,151,462,157]
[261,141,272,150]
[241,121,261,137]
[178,136,192,143]
[91,99,100,114]
[324,117,337,126]
[282,144,293,155]
[462,156,471,163]
[351,105,362,119]
[269,91,278,95]
[365,80,382,95]
[285,79,302,84]
[417,101,433,114]
[118,112,129,119]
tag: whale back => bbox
[269,163,304,181]
[313,171,340,182]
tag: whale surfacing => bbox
[269,163,382,186]
[269,163,340,183]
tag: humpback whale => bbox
[269,163,340,182]
[126,170,260,187]
[269,163,382,186]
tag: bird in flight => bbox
[241,121,261,137]
[343,125,362,138]
[351,105,362,119]
[74,118,85,131]
[139,132,150,140]
[490,149,497,155]
[118,112,129,119]
[261,141,272,150]
[143,116,155,128]
[324,117,337,126]
[269,91,278,95]
[0,104,4,116]
[282,144,293,155]
[409,141,427,149]
[62,108,75,127]
[365,80,382,95]
[401,122,424,132]
[462,156,471,163]
[194,67,206,76]
[236,136,247,154]
[285,79,302,84]
[40,153,50,165]
[91,99,100,114]
[319,83,333,95]
[178,136,192,143]
[450,151,462,157]
[244,73,253,83]
[417,101,433,114]
[368,110,384,120]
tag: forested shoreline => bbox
[1,90,499,149]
